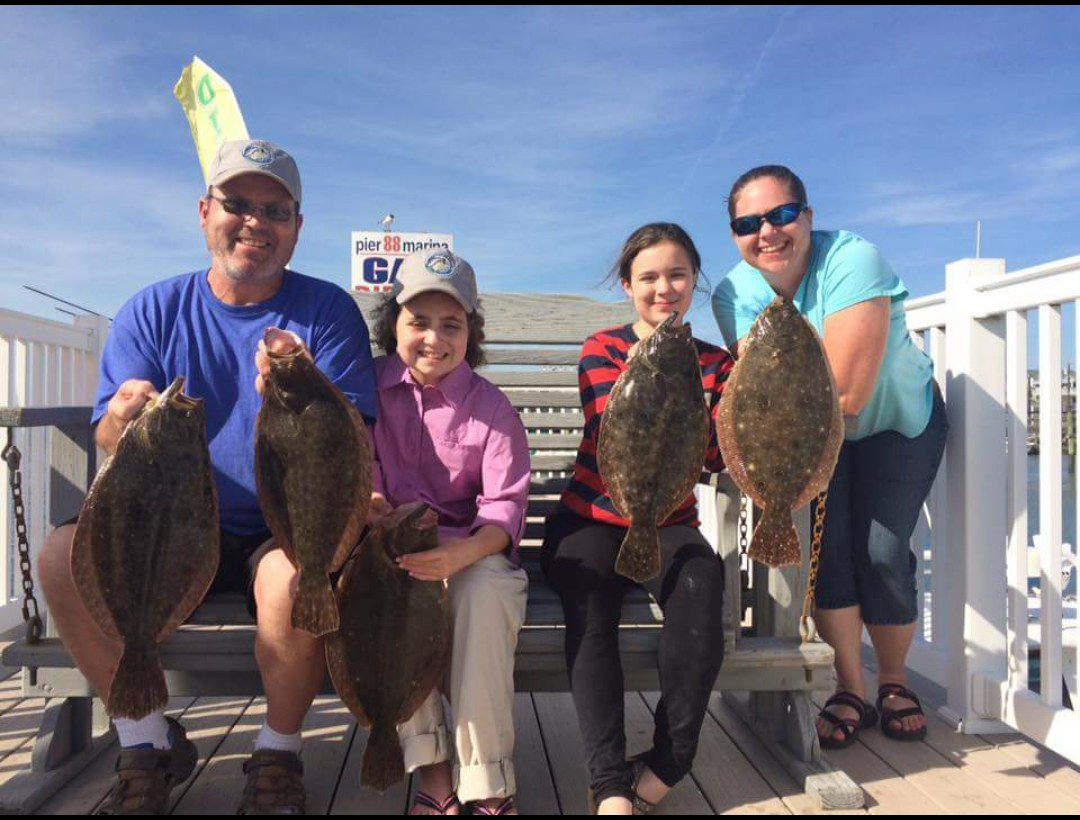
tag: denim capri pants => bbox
[812,385,948,625]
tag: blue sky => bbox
[3,6,1079,346]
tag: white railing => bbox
[0,309,109,632]
[903,254,1080,765]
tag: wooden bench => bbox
[1,293,858,812]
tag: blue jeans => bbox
[812,385,948,625]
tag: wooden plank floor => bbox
[2,632,1079,814]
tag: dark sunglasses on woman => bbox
[730,202,808,237]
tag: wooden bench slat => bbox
[520,412,583,429]
[530,455,577,473]
[479,371,578,388]
[527,433,582,450]
[504,389,580,409]
[483,350,580,366]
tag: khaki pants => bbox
[398,553,528,802]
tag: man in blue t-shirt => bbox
[36,139,374,814]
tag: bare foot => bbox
[597,796,632,815]
[471,797,518,815]
[410,762,459,815]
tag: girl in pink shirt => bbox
[367,249,529,816]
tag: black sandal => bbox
[816,691,878,749]
[876,683,928,742]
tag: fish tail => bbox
[107,642,168,720]
[615,523,661,583]
[360,724,405,792]
[292,572,340,637]
[748,506,802,567]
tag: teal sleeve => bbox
[821,239,907,318]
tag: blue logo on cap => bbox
[243,143,273,165]
[425,253,455,277]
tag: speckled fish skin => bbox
[255,336,372,637]
[71,377,219,720]
[598,312,710,583]
[325,502,450,792]
[716,296,843,567]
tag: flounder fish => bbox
[324,502,451,792]
[255,328,372,637]
[716,296,843,567]
[598,312,710,583]
[71,377,219,720]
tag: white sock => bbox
[255,723,303,754]
[114,711,172,749]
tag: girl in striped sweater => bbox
[542,223,733,815]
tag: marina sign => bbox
[351,232,454,293]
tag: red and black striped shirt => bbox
[558,323,734,528]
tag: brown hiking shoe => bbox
[237,749,306,815]
[95,717,198,815]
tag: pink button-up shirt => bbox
[371,354,531,560]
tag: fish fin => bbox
[107,643,168,720]
[292,572,340,636]
[360,723,405,792]
[748,506,802,568]
[614,523,661,583]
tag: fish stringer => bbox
[799,489,828,644]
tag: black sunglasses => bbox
[730,202,808,237]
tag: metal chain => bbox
[800,489,828,644]
[2,431,43,644]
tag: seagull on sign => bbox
[378,214,395,232]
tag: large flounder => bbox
[71,377,219,720]
[325,502,451,792]
[255,329,373,637]
[598,312,710,583]
[717,296,843,567]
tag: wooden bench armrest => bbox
[0,406,94,430]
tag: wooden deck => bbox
[2,629,1080,815]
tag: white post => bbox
[74,315,109,404]
[1005,310,1029,694]
[941,258,1011,733]
[1038,305,1063,707]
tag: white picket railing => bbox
[3,256,1080,763]
[0,309,109,632]
[904,255,1080,765]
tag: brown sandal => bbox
[585,755,659,816]
[237,749,306,815]
[95,717,198,815]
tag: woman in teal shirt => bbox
[713,165,947,748]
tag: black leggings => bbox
[541,513,725,805]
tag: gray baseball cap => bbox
[209,139,302,205]
[392,249,478,312]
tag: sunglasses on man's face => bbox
[730,202,808,237]
[207,193,297,223]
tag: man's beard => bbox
[211,242,292,283]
